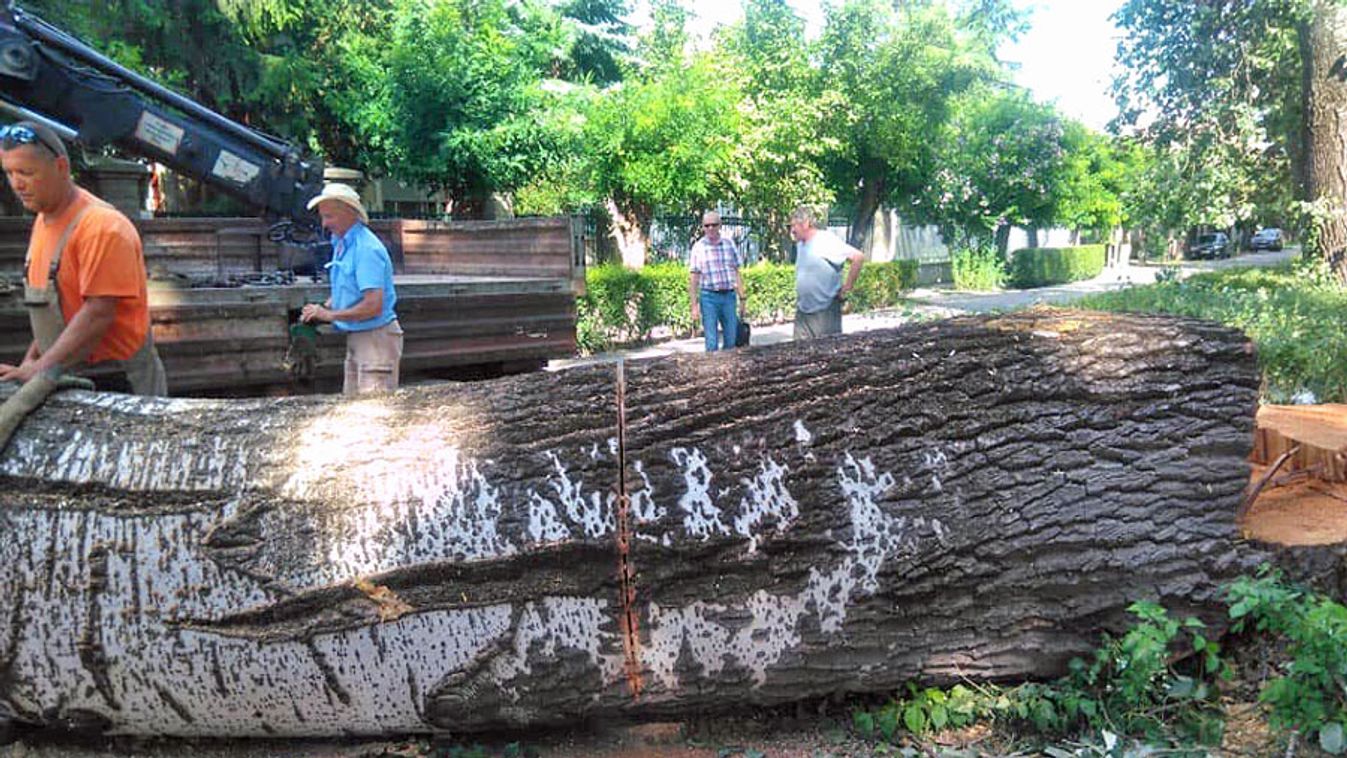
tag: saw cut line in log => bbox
[0,308,1277,738]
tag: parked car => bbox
[1250,227,1284,251]
[1188,232,1230,259]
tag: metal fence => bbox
[649,214,775,265]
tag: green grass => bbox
[1076,262,1347,403]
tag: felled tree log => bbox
[0,309,1266,738]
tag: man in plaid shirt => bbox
[688,211,747,352]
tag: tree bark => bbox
[606,198,649,269]
[849,162,885,253]
[1301,1,1347,281]
[995,222,1012,257]
[0,310,1289,739]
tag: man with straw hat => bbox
[300,183,402,394]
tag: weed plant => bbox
[1228,567,1347,754]
[852,602,1229,751]
[849,571,1347,754]
[950,247,1006,291]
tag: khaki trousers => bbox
[343,320,403,395]
[792,298,844,341]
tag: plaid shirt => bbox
[688,235,741,291]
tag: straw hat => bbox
[306,183,368,224]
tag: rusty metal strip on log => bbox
[613,358,644,698]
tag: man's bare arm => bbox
[839,249,865,297]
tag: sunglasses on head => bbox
[0,124,61,156]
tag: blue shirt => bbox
[325,222,397,332]
[795,229,853,314]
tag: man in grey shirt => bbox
[788,205,865,340]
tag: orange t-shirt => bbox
[25,188,150,364]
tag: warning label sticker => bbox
[134,112,184,155]
[211,150,261,186]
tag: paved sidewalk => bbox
[548,248,1296,371]
[904,248,1295,313]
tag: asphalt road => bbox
[548,248,1298,369]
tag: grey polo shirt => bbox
[795,229,853,314]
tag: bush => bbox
[951,247,1007,291]
[576,260,918,354]
[1008,245,1106,288]
[1077,262,1347,403]
[741,262,798,324]
[575,265,663,354]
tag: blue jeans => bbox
[699,289,739,352]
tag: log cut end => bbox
[1241,403,1347,548]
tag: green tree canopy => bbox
[916,90,1071,253]
[1112,0,1307,248]
[583,48,741,266]
[716,0,836,260]
[1055,124,1130,238]
[815,0,1017,251]
[335,0,586,214]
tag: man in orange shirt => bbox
[0,121,166,395]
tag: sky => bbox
[678,0,1126,132]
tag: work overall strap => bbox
[23,203,97,353]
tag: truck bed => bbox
[0,215,585,395]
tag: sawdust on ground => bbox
[1241,479,1347,545]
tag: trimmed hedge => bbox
[577,259,918,354]
[1008,245,1106,288]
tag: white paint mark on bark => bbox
[646,452,943,685]
[734,458,798,553]
[837,453,899,594]
[627,461,672,546]
[262,445,518,588]
[669,447,729,540]
[0,505,527,736]
[527,496,572,544]
[2,418,945,734]
[793,420,813,445]
[487,598,623,701]
[527,452,613,540]
[1,428,257,493]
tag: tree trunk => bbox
[606,198,648,269]
[849,163,885,252]
[995,222,1012,257]
[1301,1,1347,281]
[0,310,1291,739]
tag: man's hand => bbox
[0,360,38,384]
[300,303,329,323]
[690,302,700,321]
